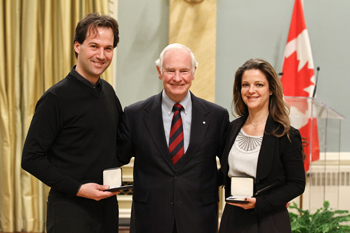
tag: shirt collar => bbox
[162,90,191,116]
[70,65,101,89]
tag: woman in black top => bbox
[219,58,305,233]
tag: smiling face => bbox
[157,48,195,102]
[241,69,272,114]
[74,26,114,84]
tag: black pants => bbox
[46,189,119,233]
[173,221,177,233]
[219,204,291,233]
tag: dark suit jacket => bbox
[219,115,305,232]
[118,92,229,233]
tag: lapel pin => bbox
[203,121,206,124]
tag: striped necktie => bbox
[169,103,184,164]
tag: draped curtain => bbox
[0,0,112,232]
[169,0,217,102]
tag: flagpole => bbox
[281,0,320,210]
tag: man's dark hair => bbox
[73,12,119,57]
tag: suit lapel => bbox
[256,115,278,180]
[221,115,279,182]
[221,116,247,176]
[144,93,175,171]
[175,94,208,171]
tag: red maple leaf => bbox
[281,51,315,114]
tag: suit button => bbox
[174,176,178,180]
[171,201,174,205]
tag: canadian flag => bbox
[280,0,320,172]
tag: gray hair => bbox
[155,43,198,74]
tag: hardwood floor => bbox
[119,226,130,233]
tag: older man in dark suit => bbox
[118,43,229,233]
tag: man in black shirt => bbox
[22,13,122,233]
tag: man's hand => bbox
[77,183,120,201]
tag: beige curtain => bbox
[169,0,217,102]
[0,0,113,232]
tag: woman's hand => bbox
[227,197,256,210]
